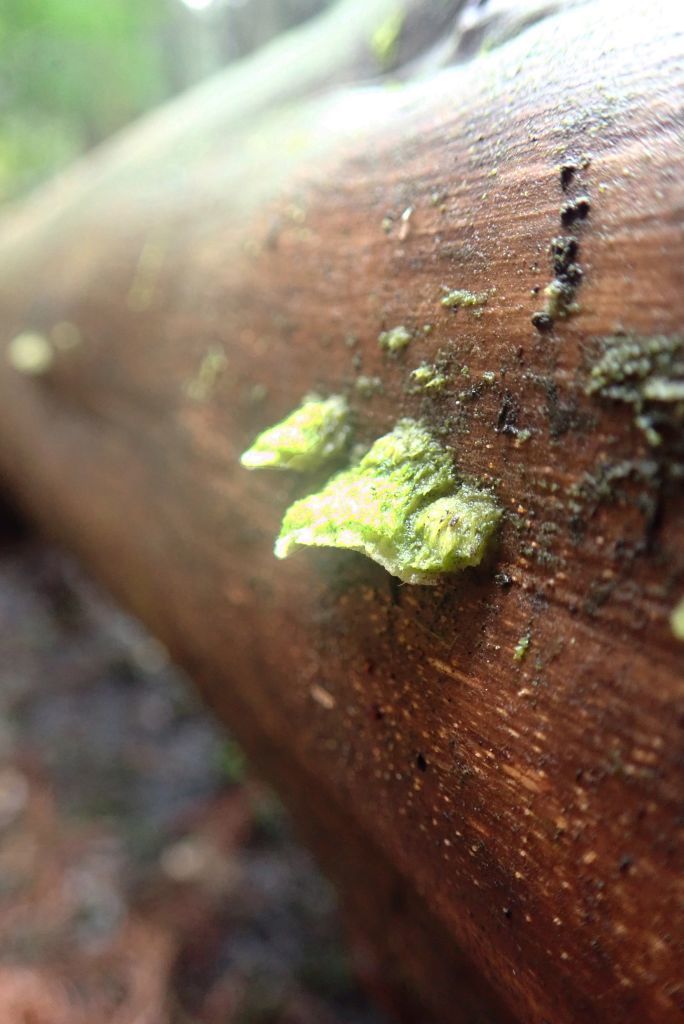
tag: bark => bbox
[0,2,681,1022]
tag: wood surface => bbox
[0,2,681,1021]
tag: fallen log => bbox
[0,1,681,1021]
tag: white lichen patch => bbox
[275,419,500,584]
[240,394,350,471]
[378,325,412,353]
[7,332,54,375]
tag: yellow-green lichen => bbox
[513,632,531,661]
[441,288,490,310]
[7,331,54,375]
[240,394,350,471]
[379,325,412,353]
[274,419,500,584]
[410,364,446,391]
[670,597,684,641]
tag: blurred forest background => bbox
[0,0,331,204]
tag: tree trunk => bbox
[0,2,681,1022]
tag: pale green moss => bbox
[670,597,684,641]
[441,288,490,310]
[274,419,500,584]
[379,325,412,353]
[411,364,446,391]
[240,394,350,471]
[7,331,53,375]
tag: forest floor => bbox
[0,538,388,1024]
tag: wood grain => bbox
[0,3,681,1021]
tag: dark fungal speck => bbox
[564,263,583,285]
[551,235,578,274]
[416,753,427,772]
[560,163,576,190]
[560,195,591,226]
[496,391,519,435]
[532,311,554,332]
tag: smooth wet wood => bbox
[0,2,681,1022]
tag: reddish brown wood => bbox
[0,3,681,1022]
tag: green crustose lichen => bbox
[441,288,490,310]
[410,364,447,391]
[274,419,500,584]
[378,325,412,353]
[513,632,531,661]
[240,394,350,471]
[586,334,684,446]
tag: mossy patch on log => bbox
[240,394,350,471]
[274,419,500,585]
[586,334,684,446]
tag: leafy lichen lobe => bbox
[240,394,350,471]
[275,419,500,584]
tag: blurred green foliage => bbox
[0,0,334,204]
[0,0,168,202]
